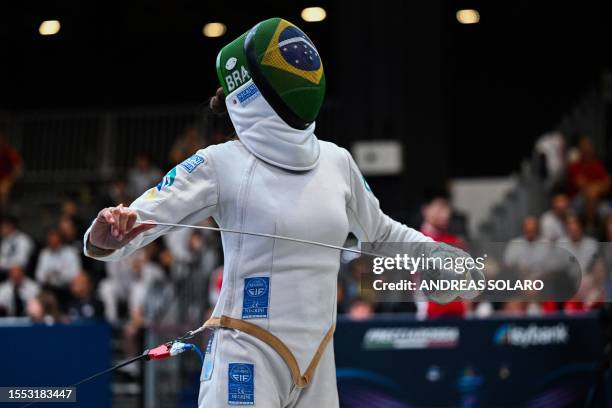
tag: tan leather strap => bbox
[204,315,335,388]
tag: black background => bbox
[1,0,609,208]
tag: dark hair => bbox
[550,186,568,199]
[209,87,227,115]
[0,214,18,227]
[46,228,61,239]
[38,290,63,322]
[566,213,582,225]
[423,187,450,205]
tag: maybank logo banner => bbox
[494,323,569,348]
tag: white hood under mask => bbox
[225,79,320,172]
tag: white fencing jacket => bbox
[84,79,433,375]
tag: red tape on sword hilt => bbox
[144,344,171,361]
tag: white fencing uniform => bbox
[84,79,435,406]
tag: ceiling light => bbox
[203,22,226,38]
[456,9,480,25]
[39,20,61,36]
[301,7,327,22]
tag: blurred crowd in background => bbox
[0,126,611,345]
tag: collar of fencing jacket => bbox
[225,79,320,171]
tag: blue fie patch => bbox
[228,363,254,405]
[241,277,269,319]
[179,154,205,173]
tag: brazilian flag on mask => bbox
[215,18,326,130]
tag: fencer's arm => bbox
[343,148,482,302]
[84,150,219,262]
[343,148,433,247]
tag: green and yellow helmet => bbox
[215,18,326,129]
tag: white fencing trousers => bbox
[198,328,339,407]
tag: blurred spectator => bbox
[535,131,566,186]
[208,265,224,309]
[344,258,369,304]
[67,271,105,320]
[473,301,494,318]
[0,133,22,209]
[420,193,466,319]
[161,229,219,312]
[558,215,598,272]
[163,228,194,264]
[567,136,610,233]
[98,257,132,322]
[503,216,551,315]
[347,297,374,321]
[337,280,346,314]
[58,216,80,252]
[161,226,217,268]
[127,154,162,199]
[57,198,86,235]
[170,125,205,164]
[0,266,40,317]
[601,215,612,291]
[60,197,88,236]
[420,193,464,245]
[128,249,165,313]
[0,215,34,278]
[504,216,547,272]
[500,301,528,316]
[156,245,174,274]
[540,190,570,242]
[186,228,219,274]
[101,178,132,208]
[27,291,63,324]
[567,136,609,197]
[605,212,612,241]
[122,249,165,373]
[60,198,80,223]
[564,273,604,314]
[35,229,81,305]
[99,248,163,323]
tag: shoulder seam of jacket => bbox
[342,148,355,208]
[203,147,222,220]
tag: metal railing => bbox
[4,106,208,182]
[142,244,221,408]
[1,102,338,183]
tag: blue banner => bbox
[334,314,604,407]
[0,320,112,407]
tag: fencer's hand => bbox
[423,242,485,303]
[421,243,463,304]
[88,204,156,250]
[463,266,486,300]
[442,244,485,300]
